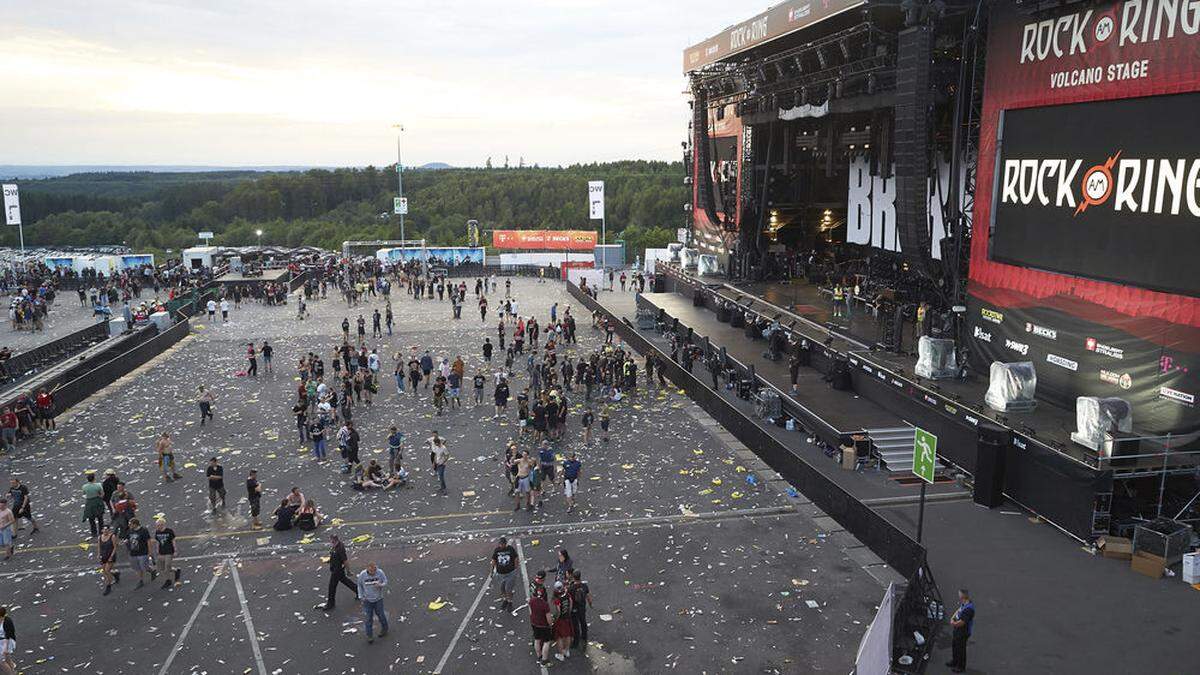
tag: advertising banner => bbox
[846,156,965,259]
[967,0,1200,435]
[691,100,742,255]
[588,181,604,220]
[2,184,20,226]
[683,0,865,72]
[990,92,1200,297]
[491,230,597,251]
[381,247,484,266]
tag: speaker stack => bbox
[894,25,932,273]
[974,423,1011,508]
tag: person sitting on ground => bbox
[383,467,409,490]
[272,498,295,531]
[294,499,322,531]
[351,463,383,490]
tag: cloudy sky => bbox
[0,0,755,168]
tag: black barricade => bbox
[1,320,110,385]
[570,282,927,578]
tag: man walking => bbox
[386,426,404,474]
[357,562,389,643]
[947,589,975,673]
[7,478,37,535]
[151,518,180,590]
[491,536,519,611]
[246,469,263,528]
[318,534,358,611]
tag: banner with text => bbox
[491,230,598,251]
[588,181,605,220]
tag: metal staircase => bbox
[866,426,938,474]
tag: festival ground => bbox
[0,278,885,674]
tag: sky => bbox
[0,0,759,168]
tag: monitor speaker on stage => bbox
[974,423,1011,508]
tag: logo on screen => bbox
[1001,154,1200,218]
[1047,353,1078,371]
[1085,337,1124,359]
[1025,323,1057,340]
[1100,369,1132,389]
[1159,387,1195,406]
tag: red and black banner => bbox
[969,0,1200,435]
[692,100,743,255]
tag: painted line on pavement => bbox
[433,572,493,674]
[156,559,225,675]
[228,558,269,675]
[516,538,549,675]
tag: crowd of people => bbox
[0,256,657,670]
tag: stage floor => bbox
[216,268,290,284]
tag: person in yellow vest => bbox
[832,285,844,319]
[915,301,928,345]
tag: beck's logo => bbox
[973,326,993,342]
[1026,322,1057,340]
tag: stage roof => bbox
[683,0,866,73]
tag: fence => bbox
[567,281,928,578]
[1,320,110,387]
[52,318,192,412]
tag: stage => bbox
[653,263,1200,542]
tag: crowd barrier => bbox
[567,281,927,578]
[52,318,191,412]
[1,320,110,386]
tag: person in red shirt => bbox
[0,407,17,452]
[529,585,554,666]
[35,387,56,431]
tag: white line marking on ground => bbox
[433,572,493,674]
[156,559,224,675]
[227,558,268,675]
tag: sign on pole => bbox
[912,427,937,484]
[394,197,408,215]
[588,181,604,220]
[198,231,214,241]
[2,184,20,226]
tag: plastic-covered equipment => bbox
[984,361,1038,413]
[913,336,958,380]
[1069,396,1132,451]
[698,254,720,276]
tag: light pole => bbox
[392,123,405,242]
[255,228,263,247]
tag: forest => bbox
[4,161,687,261]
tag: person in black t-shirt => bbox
[569,569,592,650]
[206,458,226,512]
[490,536,519,611]
[152,519,179,590]
[318,533,358,611]
[246,469,263,528]
[126,519,153,588]
[472,372,486,406]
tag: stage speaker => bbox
[653,275,666,293]
[826,359,852,391]
[730,310,745,328]
[974,423,1011,508]
[894,25,932,271]
[693,290,705,307]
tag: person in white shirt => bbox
[219,298,230,323]
[206,299,217,320]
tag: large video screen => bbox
[990,92,1200,297]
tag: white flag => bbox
[588,181,604,220]
[2,184,20,226]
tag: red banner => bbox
[491,230,597,251]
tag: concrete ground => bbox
[2,294,102,354]
[0,278,885,674]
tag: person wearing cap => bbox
[101,469,120,514]
[551,579,574,661]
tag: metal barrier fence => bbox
[567,282,927,578]
[1,320,110,386]
[52,318,191,412]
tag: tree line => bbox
[5,161,687,261]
